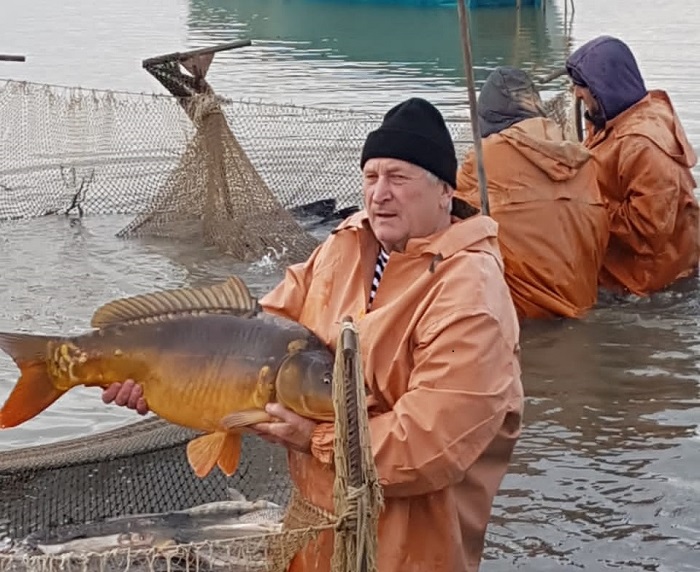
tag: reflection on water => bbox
[483,298,700,570]
[0,0,699,569]
[188,0,571,113]
[189,0,568,77]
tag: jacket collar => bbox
[331,209,501,262]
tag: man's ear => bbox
[441,183,454,210]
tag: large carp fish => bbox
[0,276,335,478]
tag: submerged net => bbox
[0,319,383,572]
[0,61,575,265]
[0,419,291,541]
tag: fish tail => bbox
[0,332,64,428]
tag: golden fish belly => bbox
[134,353,278,433]
[64,313,326,431]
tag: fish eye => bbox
[323,373,332,385]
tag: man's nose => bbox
[372,176,392,202]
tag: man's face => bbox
[362,157,452,253]
[573,84,599,115]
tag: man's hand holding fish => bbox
[102,379,149,415]
[102,384,316,454]
[248,402,317,454]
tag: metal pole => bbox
[456,0,490,216]
[0,55,25,62]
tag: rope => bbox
[331,318,384,572]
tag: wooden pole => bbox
[0,55,25,62]
[456,0,490,216]
[536,66,567,84]
[142,39,251,68]
[141,39,253,110]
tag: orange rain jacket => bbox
[582,91,700,295]
[261,211,524,572]
[456,116,610,319]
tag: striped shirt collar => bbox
[367,247,390,312]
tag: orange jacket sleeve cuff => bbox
[310,422,335,465]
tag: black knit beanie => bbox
[360,97,457,189]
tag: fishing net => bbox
[0,51,575,266]
[0,419,291,541]
[0,318,383,572]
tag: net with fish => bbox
[0,40,577,266]
[0,318,383,572]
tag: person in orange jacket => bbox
[456,66,610,320]
[102,98,525,572]
[566,35,700,296]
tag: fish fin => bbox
[0,363,64,428]
[217,433,242,476]
[90,276,260,328]
[221,409,273,430]
[0,332,64,428]
[186,432,229,478]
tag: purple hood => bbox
[566,36,648,123]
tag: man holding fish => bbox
[0,97,523,571]
[109,97,524,571]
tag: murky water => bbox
[1,0,699,569]
[486,288,700,570]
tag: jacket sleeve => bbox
[611,138,680,255]
[310,307,522,497]
[259,244,322,321]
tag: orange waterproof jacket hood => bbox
[500,116,592,181]
[456,116,610,319]
[261,210,524,572]
[584,90,700,295]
